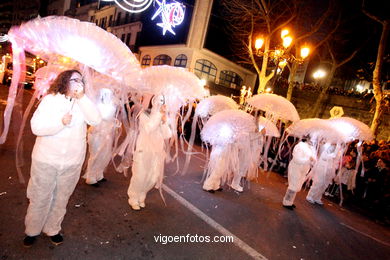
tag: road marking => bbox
[340,222,390,247]
[162,184,268,260]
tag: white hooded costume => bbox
[201,110,259,193]
[306,142,338,204]
[25,93,101,236]
[282,140,316,207]
[229,133,262,192]
[127,96,172,210]
[83,88,117,184]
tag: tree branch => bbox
[362,0,384,25]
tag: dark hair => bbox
[47,70,81,95]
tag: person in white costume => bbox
[282,138,316,210]
[230,149,248,192]
[229,131,263,192]
[202,145,227,192]
[127,95,172,210]
[23,70,101,247]
[83,88,117,186]
[306,142,339,205]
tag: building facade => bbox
[69,0,256,93]
[1,0,257,94]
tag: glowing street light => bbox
[281,29,289,39]
[300,47,310,59]
[255,29,309,63]
[255,38,264,50]
[282,36,293,48]
[313,69,326,79]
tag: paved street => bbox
[0,86,389,259]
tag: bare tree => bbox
[310,40,359,117]
[285,2,338,100]
[220,0,296,93]
[220,0,335,94]
[362,2,389,137]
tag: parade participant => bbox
[230,130,263,192]
[127,95,172,210]
[306,142,338,205]
[202,144,227,192]
[201,110,260,193]
[23,70,101,247]
[83,88,117,186]
[282,137,316,210]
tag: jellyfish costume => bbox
[306,142,339,205]
[2,16,143,241]
[83,88,117,185]
[127,95,172,210]
[126,66,206,210]
[201,110,261,192]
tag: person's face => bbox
[377,159,385,169]
[69,72,84,94]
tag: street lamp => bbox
[255,38,264,50]
[313,69,326,89]
[255,29,310,65]
[281,29,289,39]
[253,29,311,95]
[282,36,292,48]
[313,69,326,79]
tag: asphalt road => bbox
[0,86,389,259]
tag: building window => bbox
[121,34,125,42]
[125,33,131,46]
[174,54,187,68]
[100,17,107,29]
[141,55,151,67]
[153,54,172,65]
[108,15,113,26]
[194,59,217,82]
[219,70,243,89]
[116,12,122,26]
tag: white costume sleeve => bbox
[76,95,102,126]
[31,96,65,136]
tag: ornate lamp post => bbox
[254,29,310,97]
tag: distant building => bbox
[67,0,256,94]
[47,0,72,16]
[0,0,40,34]
[137,0,256,93]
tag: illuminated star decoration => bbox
[151,0,185,36]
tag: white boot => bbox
[230,183,243,192]
[128,198,140,210]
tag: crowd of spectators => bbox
[271,137,389,225]
[329,140,390,225]
[276,80,390,101]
